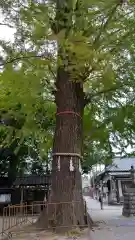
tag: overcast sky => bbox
[0,26,14,42]
[0,12,15,42]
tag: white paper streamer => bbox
[70,157,74,171]
[58,156,60,171]
[79,159,82,173]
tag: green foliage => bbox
[0,0,135,171]
[0,134,51,177]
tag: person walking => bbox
[99,187,103,210]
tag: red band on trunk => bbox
[56,111,81,118]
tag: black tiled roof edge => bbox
[12,175,51,186]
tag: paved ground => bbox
[1,198,135,239]
[84,196,135,240]
[0,218,2,232]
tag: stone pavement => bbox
[84,196,135,240]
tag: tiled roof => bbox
[109,172,130,176]
[96,157,135,177]
[13,175,51,186]
[106,157,135,172]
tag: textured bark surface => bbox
[37,68,86,232]
[36,0,87,232]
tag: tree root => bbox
[35,203,93,234]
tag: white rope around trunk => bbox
[52,153,82,158]
[52,153,82,172]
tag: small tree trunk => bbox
[37,67,86,232]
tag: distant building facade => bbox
[95,157,135,205]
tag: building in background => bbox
[95,157,135,205]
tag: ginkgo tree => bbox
[1,0,135,231]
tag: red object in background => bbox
[56,111,81,118]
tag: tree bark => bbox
[37,67,86,232]
[37,0,87,231]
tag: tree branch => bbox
[0,52,53,67]
[84,85,121,106]
[0,23,14,28]
[81,1,130,82]
[94,3,120,46]
[85,80,135,106]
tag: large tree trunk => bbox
[37,0,87,232]
[37,67,86,232]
